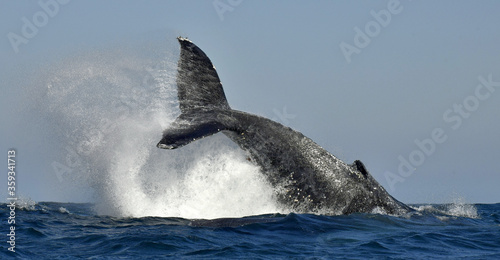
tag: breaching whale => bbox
[157,37,412,215]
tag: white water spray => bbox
[33,36,281,219]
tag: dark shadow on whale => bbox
[157,37,412,215]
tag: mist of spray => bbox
[31,35,281,219]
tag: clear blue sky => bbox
[1,0,499,204]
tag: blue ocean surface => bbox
[1,201,499,259]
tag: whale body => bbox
[157,37,412,215]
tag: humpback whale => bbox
[158,37,412,215]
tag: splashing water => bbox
[411,196,479,219]
[31,36,281,219]
[445,197,479,218]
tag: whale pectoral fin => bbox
[157,120,225,149]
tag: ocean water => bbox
[1,201,499,259]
